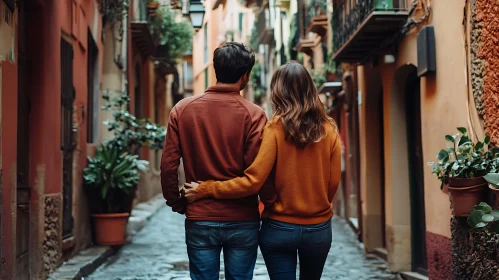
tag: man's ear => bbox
[244,72,251,82]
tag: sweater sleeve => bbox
[328,133,342,202]
[195,126,277,199]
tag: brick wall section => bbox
[426,232,452,280]
[451,218,499,279]
[477,0,499,144]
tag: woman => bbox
[185,61,341,280]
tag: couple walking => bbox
[161,42,341,280]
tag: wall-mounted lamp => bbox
[189,0,206,30]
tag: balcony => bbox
[296,35,321,56]
[305,0,328,37]
[332,0,409,62]
[131,0,156,57]
[257,8,274,45]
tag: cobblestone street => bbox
[88,206,397,280]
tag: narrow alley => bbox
[88,206,396,280]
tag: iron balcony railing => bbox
[332,0,408,52]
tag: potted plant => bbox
[324,52,337,82]
[83,91,165,245]
[148,5,193,62]
[483,155,499,208]
[83,142,148,245]
[428,127,495,216]
[311,69,326,89]
[467,202,499,233]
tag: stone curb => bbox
[126,194,165,239]
[48,194,165,280]
[48,246,114,280]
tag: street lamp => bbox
[189,0,205,30]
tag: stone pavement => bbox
[88,206,398,280]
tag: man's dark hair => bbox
[213,42,255,84]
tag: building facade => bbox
[245,0,499,279]
[0,0,190,278]
[1,1,106,278]
[192,0,256,95]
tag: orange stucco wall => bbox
[357,0,466,275]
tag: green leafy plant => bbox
[307,0,328,19]
[428,127,498,190]
[83,143,148,213]
[288,13,299,60]
[250,63,265,104]
[101,0,130,24]
[311,69,326,89]
[149,6,193,62]
[250,20,260,51]
[101,90,166,155]
[324,52,337,75]
[467,202,499,234]
[83,90,165,213]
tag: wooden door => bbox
[16,2,30,279]
[406,70,428,274]
[61,38,75,239]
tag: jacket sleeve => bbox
[161,107,187,213]
[196,126,277,199]
[328,133,342,202]
[244,111,268,168]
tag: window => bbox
[205,68,209,89]
[238,13,243,33]
[203,23,209,63]
[3,0,14,13]
[183,61,193,92]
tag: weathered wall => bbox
[42,195,62,275]
[0,3,17,279]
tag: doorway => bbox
[16,2,30,279]
[61,38,75,239]
[405,69,427,274]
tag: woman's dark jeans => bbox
[259,219,332,280]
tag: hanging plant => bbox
[149,5,193,62]
[101,0,130,24]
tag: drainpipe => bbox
[124,7,129,97]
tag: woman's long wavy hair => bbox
[270,61,337,148]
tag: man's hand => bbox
[184,181,205,203]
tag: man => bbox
[161,42,267,280]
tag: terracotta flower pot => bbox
[447,177,488,217]
[92,213,130,246]
[488,184,499,209]
[448,177,487,187]
[326,72,336,82]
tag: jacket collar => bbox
[205,85,241,94]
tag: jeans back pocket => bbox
[305,220,332,248]
[259,220,295,249]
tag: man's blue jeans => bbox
[259,219,332,280]
[185,220,260,280]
